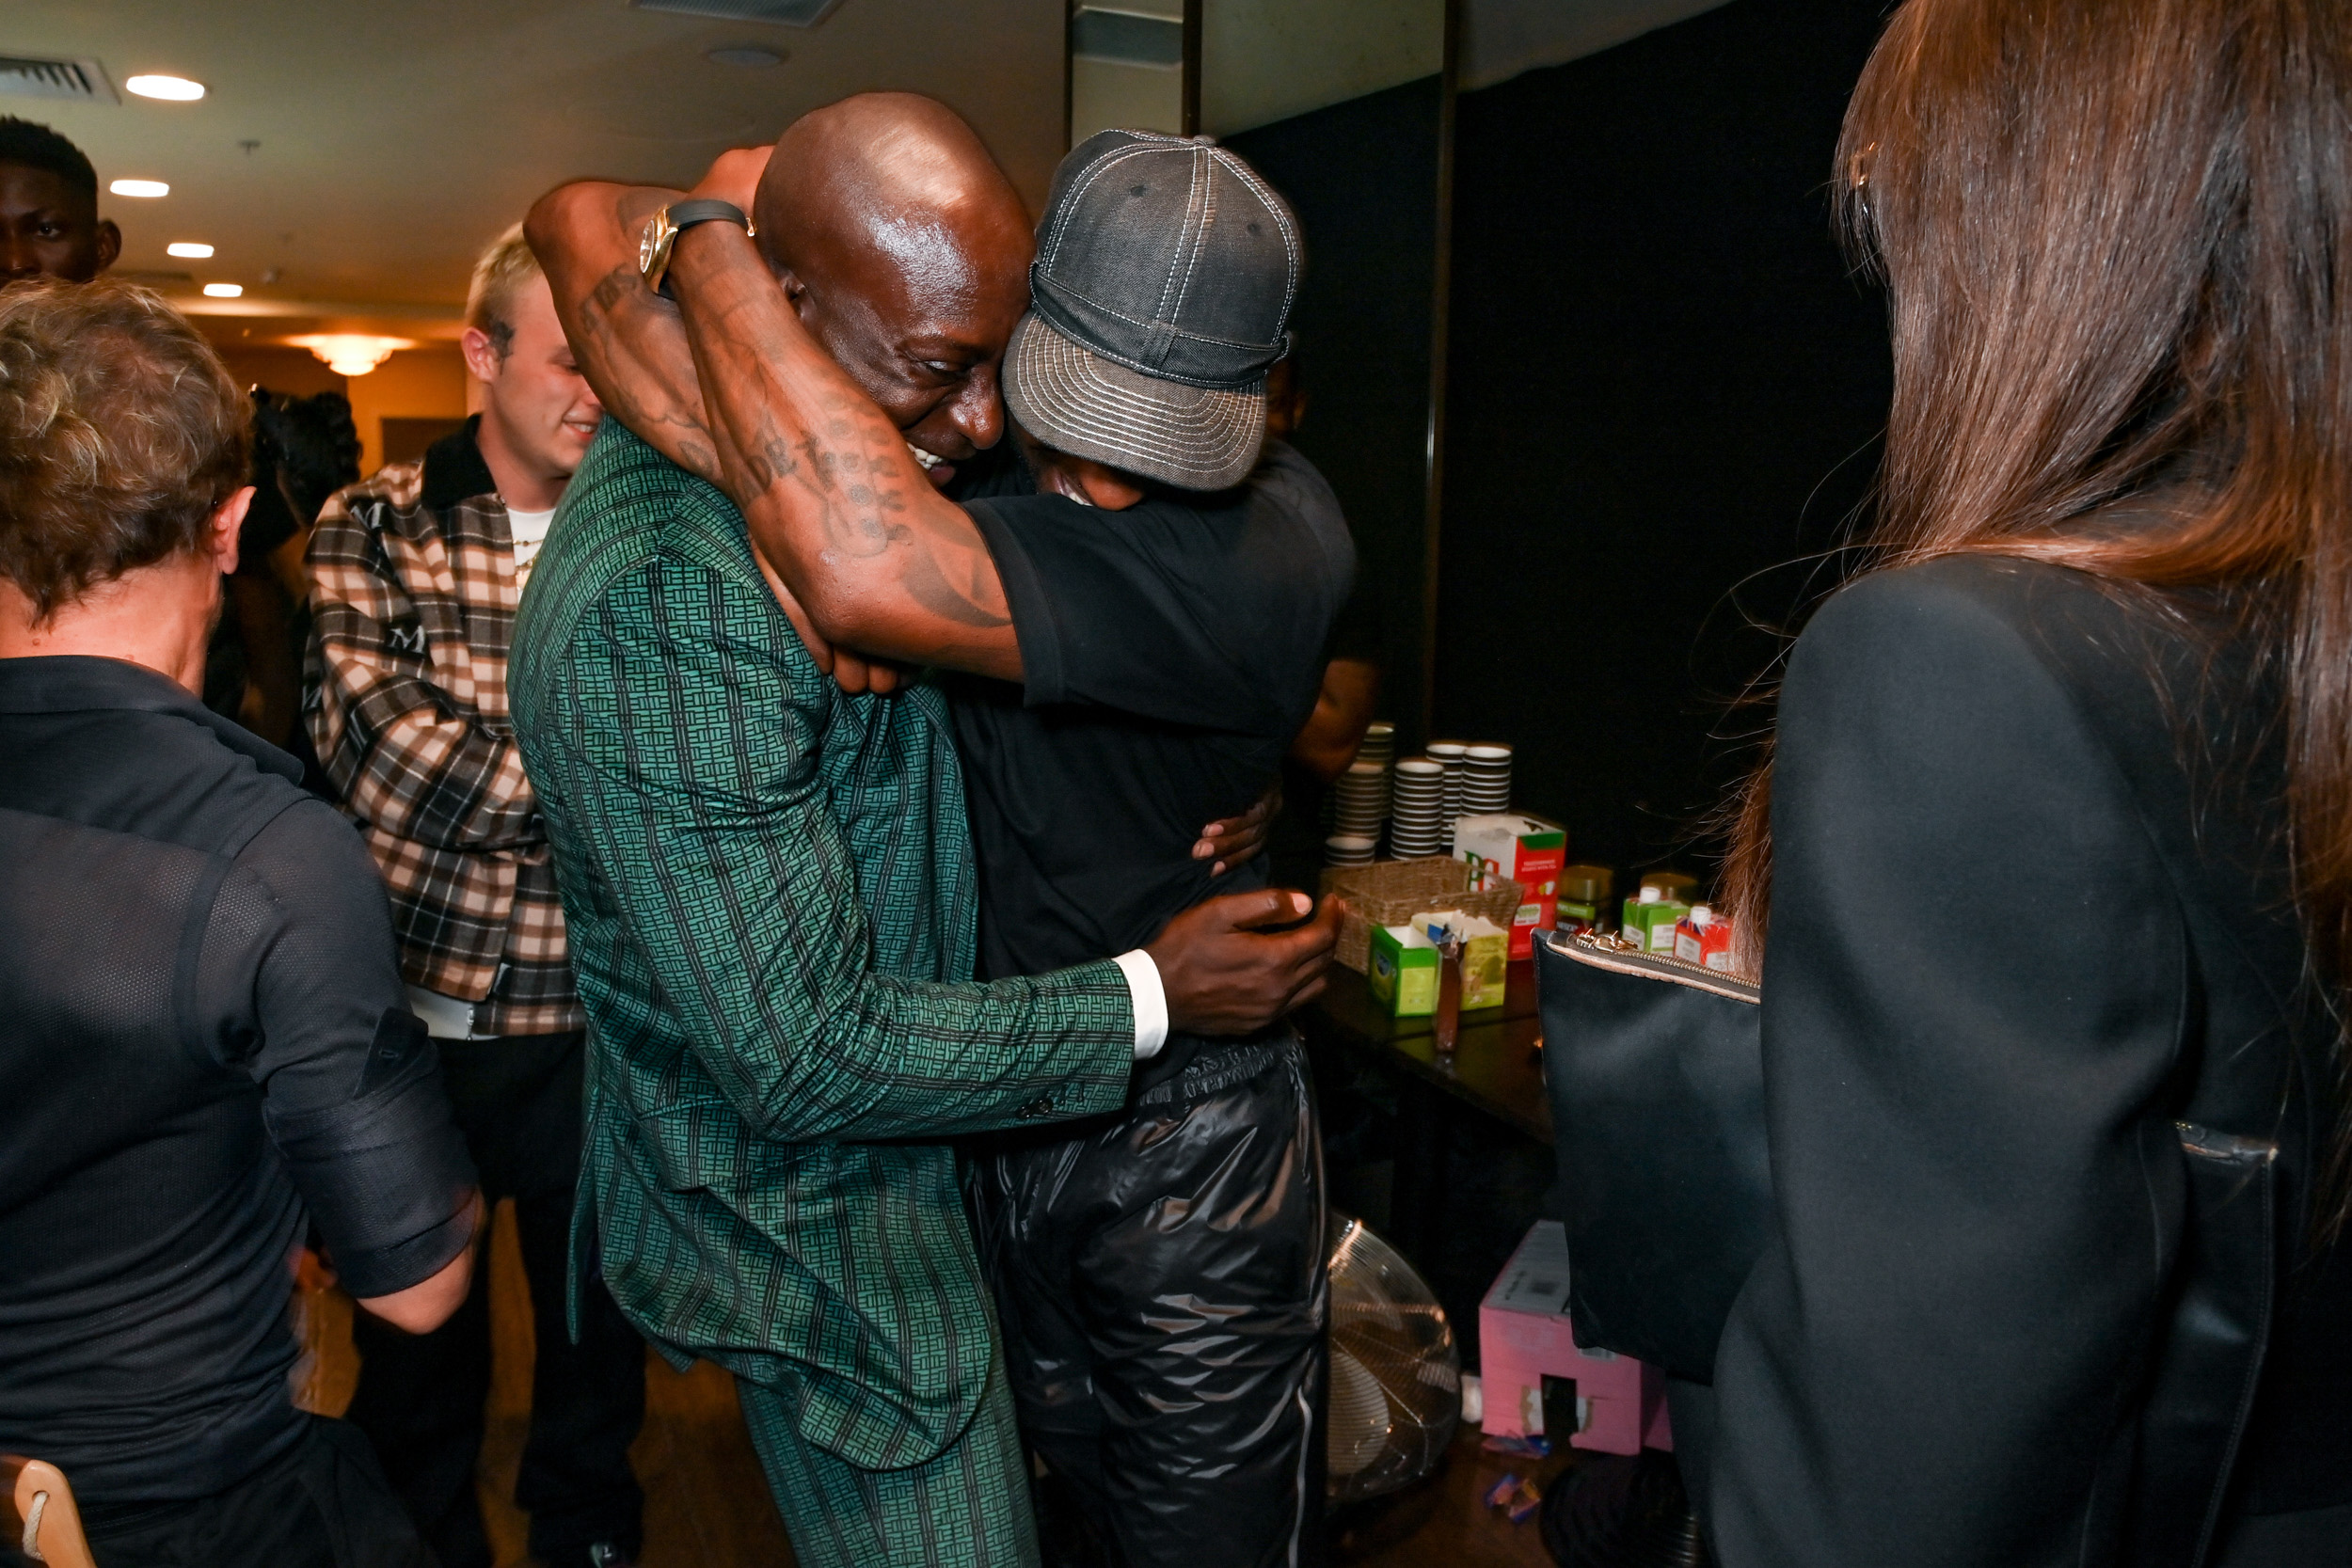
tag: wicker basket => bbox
[1318,856,1525,973]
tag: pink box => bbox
[1477,1220,1671,1455]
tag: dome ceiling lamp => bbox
[286,334,416,376]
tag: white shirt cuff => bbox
[1112,948,1168,1060]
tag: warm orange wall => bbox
[345,347,470,475]
[208,341,470,476]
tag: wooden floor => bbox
[1334,1421,1578,1568]
[309,1202,1568,1567]
[306,1201,796,1566]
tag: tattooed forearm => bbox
[664,216,1025,679]
[570,262,723,485]
[526,180,725,486]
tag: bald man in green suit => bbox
[516,97,1336,1568]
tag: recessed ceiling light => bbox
[201,282,242,298]
[109,179,168,198]
[707,46,785,66]
[166,242,214,259]
[125,74,205,102]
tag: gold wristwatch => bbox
[638,198,752,298]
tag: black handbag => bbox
[1534,927,1769,1385]
[1535,927,2281,1564]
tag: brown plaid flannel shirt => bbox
[306,419,583,1037]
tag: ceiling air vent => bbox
[1072,8,1183,69]
[0,55,118,103]
[629,0,847,25]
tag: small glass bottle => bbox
[1622,884,1690,954]
[1640,870,1701,907]
[1556,864,1615,934]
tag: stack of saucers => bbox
[1359,720,1396,773]
[1326,834,1377,868]
[1389,758,1447,858]
[1332,759,1390,847]
[1463,743,1513,815]
[1426,740,1468,836]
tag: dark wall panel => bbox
[1229,76,1441,743]
[1436,0,1893,880]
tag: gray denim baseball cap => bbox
[1004,129,1300,491]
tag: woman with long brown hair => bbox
[1693,0,2352,1560]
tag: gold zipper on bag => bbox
[1543,927,1763,1006]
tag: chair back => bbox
[2,1457,97,1568]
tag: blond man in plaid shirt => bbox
[307,227,645,1568]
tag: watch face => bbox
[638,212,670,277]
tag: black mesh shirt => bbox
[0,656,476,1504]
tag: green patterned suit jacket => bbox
[510,424,1136,1471]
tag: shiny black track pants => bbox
[974,1037,1328,1568]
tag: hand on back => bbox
[1147,888,1343,1037]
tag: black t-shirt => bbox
[0,657,475,1503]
[1268,568,1386,890]
[948,441,1355,1083]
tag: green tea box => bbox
[1416,910,1509,1010]
[1367,923,1439,1017]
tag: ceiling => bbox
[4,0,1066,341]
[3,0,1737,351]
[1203,0,1440,136]
[1464,0,1735,91]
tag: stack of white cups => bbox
[1331,759,1389,845]
[1426,741,1468,848]
[1389,758,1447,858]
[1462,743,1513,815]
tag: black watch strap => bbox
[669,198,750,233]
[646,199,753,299]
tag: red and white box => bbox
[1477,1220,1671,1456]
[1455,813,1567,960]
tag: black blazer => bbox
[1697,554,2352,1565]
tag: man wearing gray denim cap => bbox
[954,130,1349,1568]
[604,120,1355,1565]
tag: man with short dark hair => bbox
[0,116,118,287]
[0,277,479,1568]
[309,224,644,1568]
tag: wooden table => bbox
[1298,958,1553,1291]
[1303,958,1550,1141]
